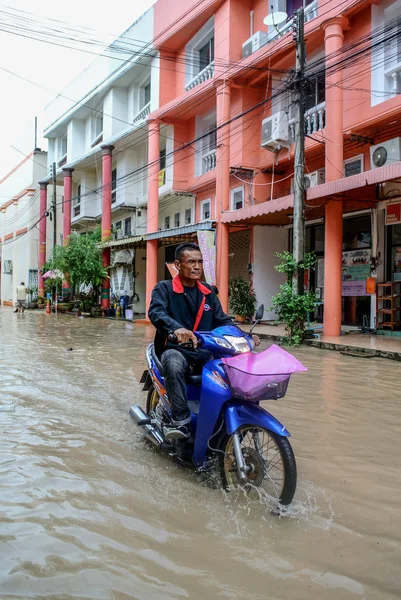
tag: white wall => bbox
[253,225,288,321]
[44,7,155,134]
[158,195,195,230]
[134,247,146,313]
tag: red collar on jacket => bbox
[172,275,211,295]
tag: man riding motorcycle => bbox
[148,242,236,440]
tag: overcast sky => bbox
[0,0,155,180]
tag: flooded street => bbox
[0,307,400,600]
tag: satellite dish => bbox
[263,11,288,27]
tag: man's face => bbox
[175,249,203,280]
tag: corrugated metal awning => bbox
[101,221,215,249]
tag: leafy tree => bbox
[270,251,317,346]
[45,228,108,295]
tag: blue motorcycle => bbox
[130,306,307,506]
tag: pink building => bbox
[143,0,401,334]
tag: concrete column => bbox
[322,17,348,337]
[101,144,114,310]
[145,119,161,316]
[62,168,74,297]
[215,81,231,312]
[62,168,74,246]
[38,181,48,298]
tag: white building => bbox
[0,150,62,306]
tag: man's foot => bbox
[163,423,191,441]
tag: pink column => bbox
[38,181,48,298]
[145,119,161,317]
[322,17,348,337]
[62,168,73,296]
[101,145,114,310]
[215,81,231,313]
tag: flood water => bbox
[0,307,400,600]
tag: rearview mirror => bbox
[255,304,264,321]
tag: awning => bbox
[221,161,401,226]
[146,220,214,241]
[101,221,215,249]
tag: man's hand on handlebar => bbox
[173,328,198,348]
[252,334,261,347]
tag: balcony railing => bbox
[133,102,151,123]
[185,61,214,91]
[267,0,318,44]
[289,101,325,141]
[91,132,103,148]
[202,149,217,174]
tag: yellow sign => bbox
[158,169,166,187]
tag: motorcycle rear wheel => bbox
[146,387,159,414]
[220,426,297,506]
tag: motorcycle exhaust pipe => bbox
[129,405,164,447]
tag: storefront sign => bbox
[385,203,401,225]
[197,230,216,285]
[342,249,371,296]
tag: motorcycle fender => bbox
[224,403,290,437]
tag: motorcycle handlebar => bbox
[167,333,201,349]
[168,333,178,343]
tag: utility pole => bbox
[292,7,306,295]
[52,162,57,249]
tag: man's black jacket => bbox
[148,275,232,358]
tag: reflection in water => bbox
[0,308,400,599]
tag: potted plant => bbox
[228,276,257,323]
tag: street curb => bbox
[254,332,401,361]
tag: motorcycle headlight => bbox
[223,335,251,353]
[213,336,233,349]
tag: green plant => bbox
[45,228,107,295]
[228,276,257,318]
[270,251,317,346]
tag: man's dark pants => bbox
[161,349,191,424]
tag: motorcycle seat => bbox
[150,345,202,386]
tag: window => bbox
[196,111,217,175]
[124,217,132,237]
[198,37,214,73]
[92,113,103,146]
[201,199,211,221]
[115,221,122,229]
[61,135,67,158]
[164,215,170,229]
[111,168,117,203]
[144,83,151,106]
[305,75,325,112]
[174,213,180,228]
[231,187,244,211]
[73,184,81,217]
[140,80,151,110]
[185,208,192,224]
[159,148,166,170]
[344,155,364,178]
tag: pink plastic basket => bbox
[221,344,307,402]
[222,366,290,401]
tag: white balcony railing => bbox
[133,102,151,123]
[289,101,325,141]
[202,149,217,174]
[186,61,215,91]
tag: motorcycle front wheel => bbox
[219,426,297,506]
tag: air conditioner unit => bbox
[370,137,401,170]
[261,113,290,151]
[290,169,325,193]
[242,31,268,58]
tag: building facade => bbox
[0,150,62,306]
[43,0,401,334]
